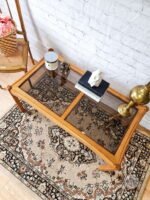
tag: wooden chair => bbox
[0,0,34,89]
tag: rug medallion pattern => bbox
[0,105,149,200]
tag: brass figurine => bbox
[118,82,150,117]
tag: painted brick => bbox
[1,0,149,129]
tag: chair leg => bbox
[24,69,33,88]
[0,85,7,90]
[28,47,35,65]
[26,43,35,66]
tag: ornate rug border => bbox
[137,165,150,200]
[0,141,70,200]
[0,160,45,200]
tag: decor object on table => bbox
[75,70,109,102]
[88,69,102,87]
[44,50,58,71]
[118,82,150,117]
[59,61,70,75]
[0,14,17,56]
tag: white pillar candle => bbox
[44,51,58,71]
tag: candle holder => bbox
[44,49,58,71]
[118,82,150,117]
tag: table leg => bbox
[28,79,33,88]
[99,163,120,171]
[7,86,26,113]
[61,76,67,86]
[108,113,120,121]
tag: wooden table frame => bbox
[9,56,149,171]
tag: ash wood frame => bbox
[10,56,149,171]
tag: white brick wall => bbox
[1,0,150,129]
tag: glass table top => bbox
[19,62,137,154]
[20,63,80,115]
[66,95,137,154]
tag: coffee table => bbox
[9,55,148,171]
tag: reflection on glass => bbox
[20,64,80,115]
[66,96,137,154]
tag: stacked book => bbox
[75,71,109,102]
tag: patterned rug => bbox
[0,105,149,200]
[26,74,134,154]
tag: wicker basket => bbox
[0,20,17,56]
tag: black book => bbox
[78,71,109,97]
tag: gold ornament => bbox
[118,82,150,117]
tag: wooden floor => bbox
[0,59,149,200]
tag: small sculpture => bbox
[88,69,102,87]
[118,82,150,117]
[60,62,70,75]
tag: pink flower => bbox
[0,15,16,37]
